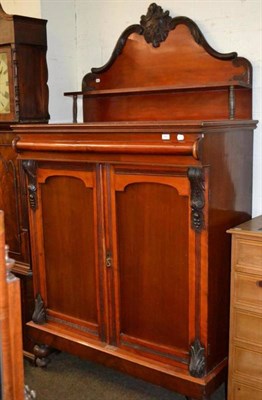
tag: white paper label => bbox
[162,133,170,140]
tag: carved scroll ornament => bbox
[22,160,38,210]
[32,293,46,325]
[188,167,205,233]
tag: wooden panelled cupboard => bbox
[13,3,257,400]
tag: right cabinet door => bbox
[109,164,200,367]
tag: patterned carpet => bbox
[24,352,226,400]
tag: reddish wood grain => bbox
[0,211,25,400]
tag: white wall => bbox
[1,0,41,17]
[1,0,261,216]
[40,0,77,123]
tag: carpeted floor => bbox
[24,352,226,400]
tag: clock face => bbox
[0,52,11,114]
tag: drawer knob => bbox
[256,280,262,288]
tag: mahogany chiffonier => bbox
[227,216,262,399]
[0,4,49,355]
[13,4,257,399]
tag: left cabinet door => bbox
[26,162,105,340]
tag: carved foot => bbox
[24,385,36,399]
[33,344,52,367]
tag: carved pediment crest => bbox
[84,2,251,90]
[140,3,172,48]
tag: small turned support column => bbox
[229,85,235,120]
[72,94,78,123]
[64,92,82,123]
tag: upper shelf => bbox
[64,80,251,98]
[64,3,253,123]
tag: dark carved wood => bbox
[189,339,206,378]
[33,344,51,367]
[22,160,38,211]
[140,3,172,48]
[188,167,205,233]
[32,293,46,325]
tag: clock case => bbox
[0,3,49,123]
[0,3,49,355]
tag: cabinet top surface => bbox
[12,119,258,134]
[228,216,262,236]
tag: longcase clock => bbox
[0,2,49,356]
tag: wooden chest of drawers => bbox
[228,216,262,399]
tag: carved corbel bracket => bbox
[187,167,205,233]
[189,338,206,377]
[32,293,46,325]
[22,160,38,210]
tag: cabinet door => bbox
[108,165,201,366]
[27,163,104,340]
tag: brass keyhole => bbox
[106,252,112,268]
